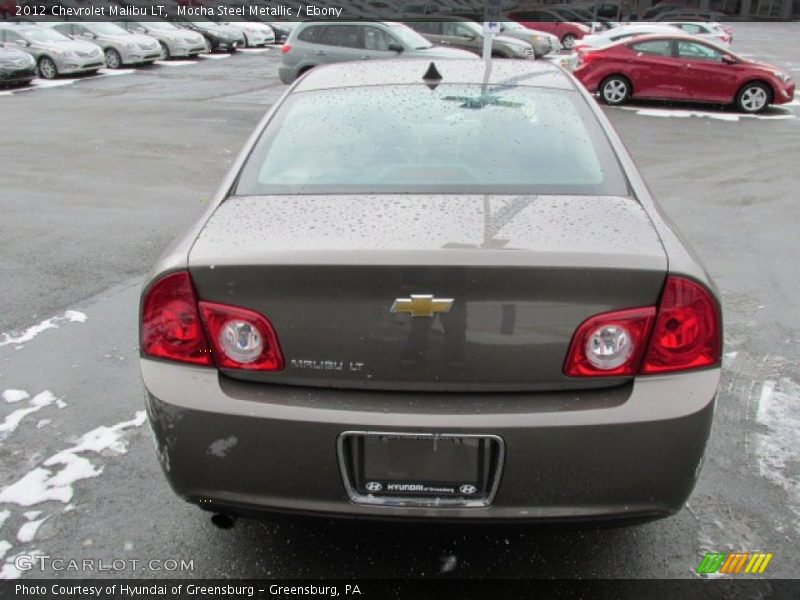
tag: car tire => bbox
[735,81,771,114]
[159,41,171,60]
[37,56,58,80]
[243,33,252,48]
[105,48,122,69]
[561,33,576,50]
[297,65,314,80]
[203,37,213,53]
[599,75,631,106]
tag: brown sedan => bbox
[140,59,721,524]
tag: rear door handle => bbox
[314,50,327,56]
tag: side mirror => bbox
[721,55,737,64]
[15,40,30,47]
[387,42,403,53]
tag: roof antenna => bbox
[422,62,442,91]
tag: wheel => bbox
[159,41,170,60]
[203,37,212,53]
[104,48,121,69]
[37,56,58,80]
[561,33,576,50]
[736,81,771,113]
[243,33,252,48]
[229,42,239,53]
[599,75,631,106]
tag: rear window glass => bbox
[235,84,628,196]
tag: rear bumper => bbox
[142,359,718,522]
[278,64,297,84]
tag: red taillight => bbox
[199,301,284,371]
[640,276,720,374]
[564,276,720,378]
[140,271,211,366]
[281,44,291,54]
[564,307,656,377]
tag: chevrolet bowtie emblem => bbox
[390,295,454,318]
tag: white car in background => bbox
[47,21,161,69]
[573,24,681,50]
[220,20,276,47]
[664,22,732,46]
[563,23,680,71]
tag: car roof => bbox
[293,58,576,93]
[603,33,723,49]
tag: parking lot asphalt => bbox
[0,24,799,579]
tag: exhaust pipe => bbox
[211,513,237,529]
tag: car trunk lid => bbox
[188,194,667,391]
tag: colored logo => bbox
[390,295,454,318]
[696,552,773,575]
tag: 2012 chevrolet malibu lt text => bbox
[140,59,722,523]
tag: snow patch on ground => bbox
[1,390,29,404]
[30,78,77,89]
[1,549,43,580]
[0,541,10,561]
[0,510,9,530]
[0,391,61,437]
[154,60,196,66]
[618,106,796,121]
[0,412,146,506]
[198,53,231,60]
[754,378,800,532]
[16,517,47,544]
[97,69,136,77]
[0,311,87,348]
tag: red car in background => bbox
[1,0,19,19]
[573,35,795,113]
[507,8,591,49]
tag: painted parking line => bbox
[237,48,270,54]
[197,53,232,60]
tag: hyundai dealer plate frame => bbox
[338,431,505,508]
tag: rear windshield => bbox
[235,84,628,196]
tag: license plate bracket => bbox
[338,432,504,508]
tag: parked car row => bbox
[278,19,565,84]
[0,17,283,82]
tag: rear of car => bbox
[507,9,592,49]
[141,60,721,522]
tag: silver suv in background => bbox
[48,22,161,69]
[279,21,475,84]
[113,19,207,59]
[0,24,104,79]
